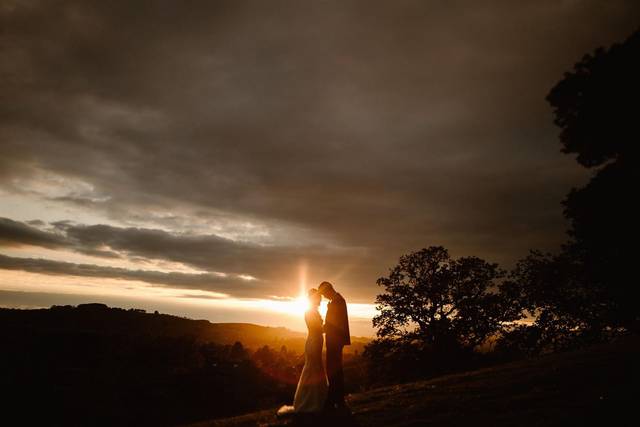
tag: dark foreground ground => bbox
[186,336,638,427]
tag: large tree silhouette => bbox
[373,246,521,351]
[546,29,639,329]
[502,250,616,354]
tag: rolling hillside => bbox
[0,304,368,354]
[188,336,638,427]
[0,303,301,345]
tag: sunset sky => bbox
[1,1,639,336]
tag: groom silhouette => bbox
[318,281,350,411]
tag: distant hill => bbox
[188,335,638,427]
[0,303,369,353]
[0,303,370,426]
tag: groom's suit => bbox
[324,293,350,407]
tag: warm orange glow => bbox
[254,294,309,316]
[293,294,311,314]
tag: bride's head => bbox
[307,288,321,309]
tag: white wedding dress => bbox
[278,309,328,415]
[294,309,328,412]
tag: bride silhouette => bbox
[278,288,328,415]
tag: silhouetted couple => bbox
[280,281,351,416]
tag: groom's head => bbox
[318,281,337,300]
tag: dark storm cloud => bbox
[0,217,65,248]
[0,217,122,258]
[2,1,640,301]
[51,220,357,280]
[0,217,368,294]
[0,253,261,296]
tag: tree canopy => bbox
[546,30,639,168]
[546,28,639,329]
[373,246,522,351]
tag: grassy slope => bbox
[187,336,638,427]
